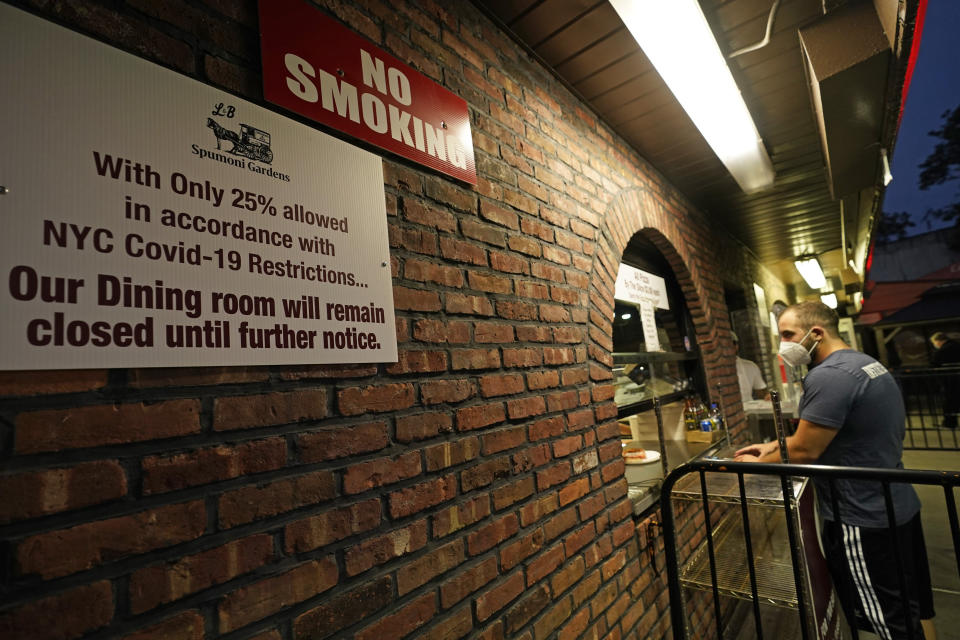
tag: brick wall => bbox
[0,0,757,638]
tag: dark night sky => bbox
[882,0,960,234]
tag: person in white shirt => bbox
[733,331,770,403]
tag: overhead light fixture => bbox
[610,0,775,193]
[621,313,633,320]
[794,256,827,290]
[820,293,838,309]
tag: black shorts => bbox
[821,512,934,639]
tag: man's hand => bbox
[734,441,777,462]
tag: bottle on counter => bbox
[708,403,724,432]
[683,395,699,431]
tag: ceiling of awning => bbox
[472,0,921,303]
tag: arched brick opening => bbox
[584,187,733,407]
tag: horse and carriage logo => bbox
[206,117,274,164]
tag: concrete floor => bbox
[902,449,960,640]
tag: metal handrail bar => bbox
[661,460,960,640]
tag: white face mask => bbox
[779,329,817,367]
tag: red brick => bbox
[461,456,512,492]
[553,435,584,458]
[425,177,477,212]
[433,494,491,538]
[496,301,538,320]
[503,348,542,368]
[389,474,457,518]
[284,498,381,553]
[17,501,205,579]
[511,443,552,475]
[297,421,389,462]
[386,350,448,374]
[440,555,499,609]
[526,370,560,390]
[461,218,507,247]
[0,460,126,524]
[405,258,465,287]
[474,322,515,343]
[547,390,579,412]
[219,558,338,632]
[344,451,422,494]
[338,383,415,415]
[397,411,454,441]
[539,304,570,323]
[507,396,546,419]
[390,224,438,255]
[0,370,106,396]
[213,390,326,431]
[425,437,481,471]
[558,478,590,507]
[356,592,437,640]
[479,201,520,229]
[402,197,457,231]
[280,363,378,380]
[345,520,429,576]
[421,379,476,405]
[520,494,560,528]
[15,399,201,453]
[449,348,498,371]
[544,347,575,365]
[142,438,285,494]
[491,476,535,511]
[440,236,488,266]
[516,280,550,299]
[394,285,442,311]
[516,326,552,342]
[130,534,273,613]
[476,572,525,621]
[508,235,542,257]
[0,580,112,640]
[119,610,204,640]
[445,292,495,316]
[528,416,565,441]
[551,555,586,597]
[468,272,514,294]
[416,607,473,640]
[481,425,527,454]
[560,367,589,387]
[504,583,551,633]
[537,462,572,492]
[553,326,583,343]
[500,528,545,571]
[218,471,335,528]
[467,513,519,555]
[578,493,606,522]
[489,250,530,274]
[397,538,466,595]
[533,597,573,640]
[293,575,393,640]
[532,263,565,283]
[413,319,471,343]
[457,402,506,431]
[479,374,524,398]
[527,544,565,587]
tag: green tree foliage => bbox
[918,104,960,224]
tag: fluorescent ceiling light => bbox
[820,293,838,309]
[610,0,775,193]
[794,257,826,290]
[621,313,633,320]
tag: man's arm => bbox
[734,418,838,463]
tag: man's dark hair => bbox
[784,301,840,337]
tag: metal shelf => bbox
[670,460,805,506]
[680,510,806,610]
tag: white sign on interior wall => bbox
[0,4,397,369]
[614,264,669,309]
[639,302,661,352]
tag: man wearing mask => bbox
[735,301,935,640]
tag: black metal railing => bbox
[894,367,960,450]
[661,459,960,640]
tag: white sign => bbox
[639,302,661,352]
[0,4,397,369]
[753,283,769,327]
[614,264,669,310]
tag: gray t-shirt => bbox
[799,349,920,527]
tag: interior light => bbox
[609,0,775,193]
[621,313,633,320]
[820,293,838,309]
[794,257,827,290]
